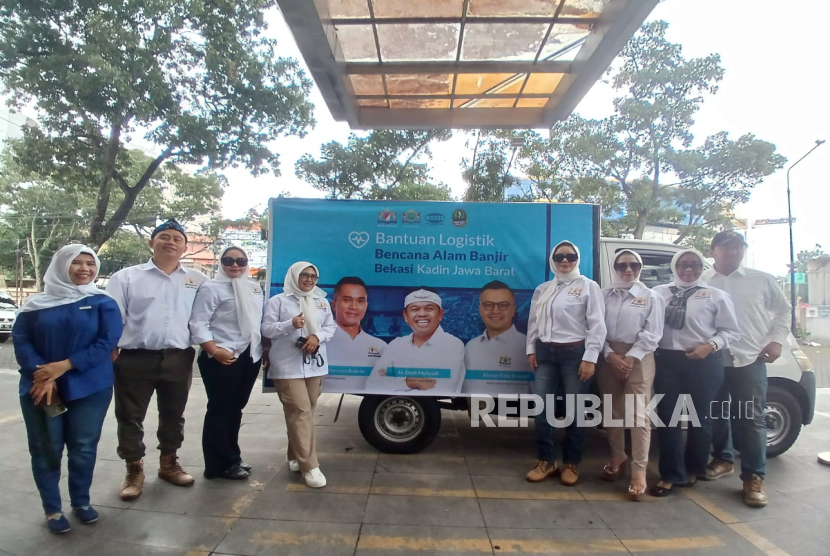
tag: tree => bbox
[0,0,314,249]
[296,130,452,200]
[519,21,786,244]
[796,244,825,273]
[461,132,522,203]
[0,144,222,286]
[97,230,153,275]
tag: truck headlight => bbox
[792,348,814,373]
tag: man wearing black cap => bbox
[107,219,209,500]
[703,230,790,507]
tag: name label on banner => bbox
[465,370,535,381]
[328,366,373,377]
[385,367,451,379]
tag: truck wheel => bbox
[765,385,802,458]
[0,334,8,343]
[358,395,441,454]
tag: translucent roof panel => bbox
[461,23,549,61]
[282,0,658,128]
[377,24,460,62]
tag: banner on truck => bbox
[265,199,599,397]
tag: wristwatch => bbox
[708,340,719,352]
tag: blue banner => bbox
[264,199,599,397]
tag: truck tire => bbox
[765,385,802,458]
[0,333,8,344]
[358,395,441,454]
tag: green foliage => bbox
[797,244,825,273]
[0,0,314,247]
[461,132,521,202]
[518,20,785,243]
[296,130,452,200]
[98,230,153,275]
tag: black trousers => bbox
[198,347,261,475]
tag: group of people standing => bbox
[526,232,789,507]
[13,217,788,534]
[13,220,333,533]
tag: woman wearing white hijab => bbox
[13,244,123,534]
[650,249,740,497]
[526,240,607,487]
[597,250,664,500]
[261,261,336,488]
[189,246,264,481]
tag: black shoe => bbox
[240,462,252,472]
[220,465,249,480]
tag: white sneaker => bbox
[287,460,300,473]
[303,467,326,488]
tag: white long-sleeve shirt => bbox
[261,292,337,379]
[526,275,607,363]
[703,266,791,367]
[602,283,665,361]
[188,279,265,361]
[653,284,741,352]
[365,326,465,396]
[107,259,208,350]
[325,326,387,391]
[463,325,531,394]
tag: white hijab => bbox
[283,261,326,336]
[19,244,111,313]
[671,249,706,288]
[215,246,261,352]
[534,240,582,332]
[607,249,646,290]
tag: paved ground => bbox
[0,345,829,555]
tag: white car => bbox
[0,294,17,343]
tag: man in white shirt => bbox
[325,277,387,392]
[463,281,531,395]
[365,289,465,396]
[703,231,791,508]
[107,219,208,501]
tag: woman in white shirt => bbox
[261,261,336,488]
[650,249,740,497]
[526,240,607,487]
[597,250,664,500]
[189,247,264,481]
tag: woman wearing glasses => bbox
[526,240,606,486]
[650,249,740,497]
[190,247,264,480]
[597,250,664,500]
[262,261,336,488]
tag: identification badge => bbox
[630,297,648,309]
[567,287,583,297]
[499,356,512,367]
[252,285,262,294]
[79,306,92,310]
[367,346,382,358]
[694,290,712,300]
[184,277,199,289]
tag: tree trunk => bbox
[633,212,648,239]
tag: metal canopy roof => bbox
[277,0,658,129]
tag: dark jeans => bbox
[114,347,195,462]
[654,349,725,484]
[711,359,768,480]
[20,387,112,515]
[532,341,591,464]
[198,348,261,475]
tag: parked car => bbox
[0,293,17,343]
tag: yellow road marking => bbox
[0,414,20,426]
[285,483,370,495]
[622,536,722,552]
[729,523,791,556]
[253,531,358,547]
[359,535,492,552]
[476,489,584,501]
[372,486,477,498]
[680,489,739,524]
[492,538,627,553]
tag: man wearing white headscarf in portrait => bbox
[262,261,336,488]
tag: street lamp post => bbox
[786,139,825,335]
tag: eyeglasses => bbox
[676,262,703,271]
[299,272,319,281]
[614,262,642,272]
[552,253,579,263]
[481,301,513,311]
[221,257,248,267]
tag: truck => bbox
[265,199,816,458]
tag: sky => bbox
[4,0,827,276]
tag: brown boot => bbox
[561,464,579,486]
[158,453,195,487]
[704,458,734,480]
[120,460,145,501]
[743,475,768,507]
[526,460,558,483]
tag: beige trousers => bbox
[275,376,323,473]
[596,342,656,472]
